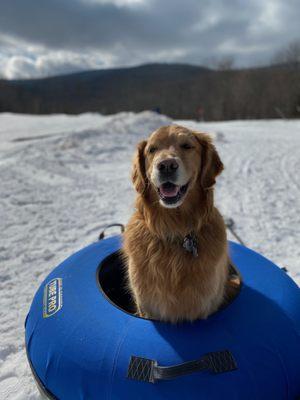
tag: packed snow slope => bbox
[0,111,299,399]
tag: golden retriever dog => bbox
[123,125,238,323]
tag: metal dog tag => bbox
[183,234,198,257]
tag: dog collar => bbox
[182,233,198,257]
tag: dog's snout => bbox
[157,158,179,174]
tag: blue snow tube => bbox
[25,235,300,399]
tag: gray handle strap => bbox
[127,350,237,383]
[98,223,125,240]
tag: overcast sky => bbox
[0,0,299,79]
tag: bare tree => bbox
[215,55,235,71]
[204,55,235,71]
[272,39,300,68]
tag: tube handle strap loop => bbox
[127,350,237,383]
[98,223,125,240]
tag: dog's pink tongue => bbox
[160,184,180,197]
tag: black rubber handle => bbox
[225,218,246,246]
[127,350,237,383]
[98,223,125,240]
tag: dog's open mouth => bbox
[158,182,189,205]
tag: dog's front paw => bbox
[134,305,148,319]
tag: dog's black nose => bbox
[158,159,179,174]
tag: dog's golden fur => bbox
[123,125,236,323]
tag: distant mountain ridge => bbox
[0,63,299,120]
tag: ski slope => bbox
[0,111,299,399]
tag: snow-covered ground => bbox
[0,111,299,399]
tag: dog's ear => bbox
[194,133,224,189]
[132,140,148,194]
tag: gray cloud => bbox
[0,0,299,78]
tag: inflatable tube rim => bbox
[26,346,57,400]
[96,248,243,323]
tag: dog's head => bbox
[132,125,223,208]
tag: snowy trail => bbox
[177,119,300,271]
[0,112,299,399]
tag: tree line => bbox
[0,40,299,121]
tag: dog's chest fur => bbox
[123,214,228,322]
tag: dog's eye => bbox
[148,146,157,154]
[181,143,193,150]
